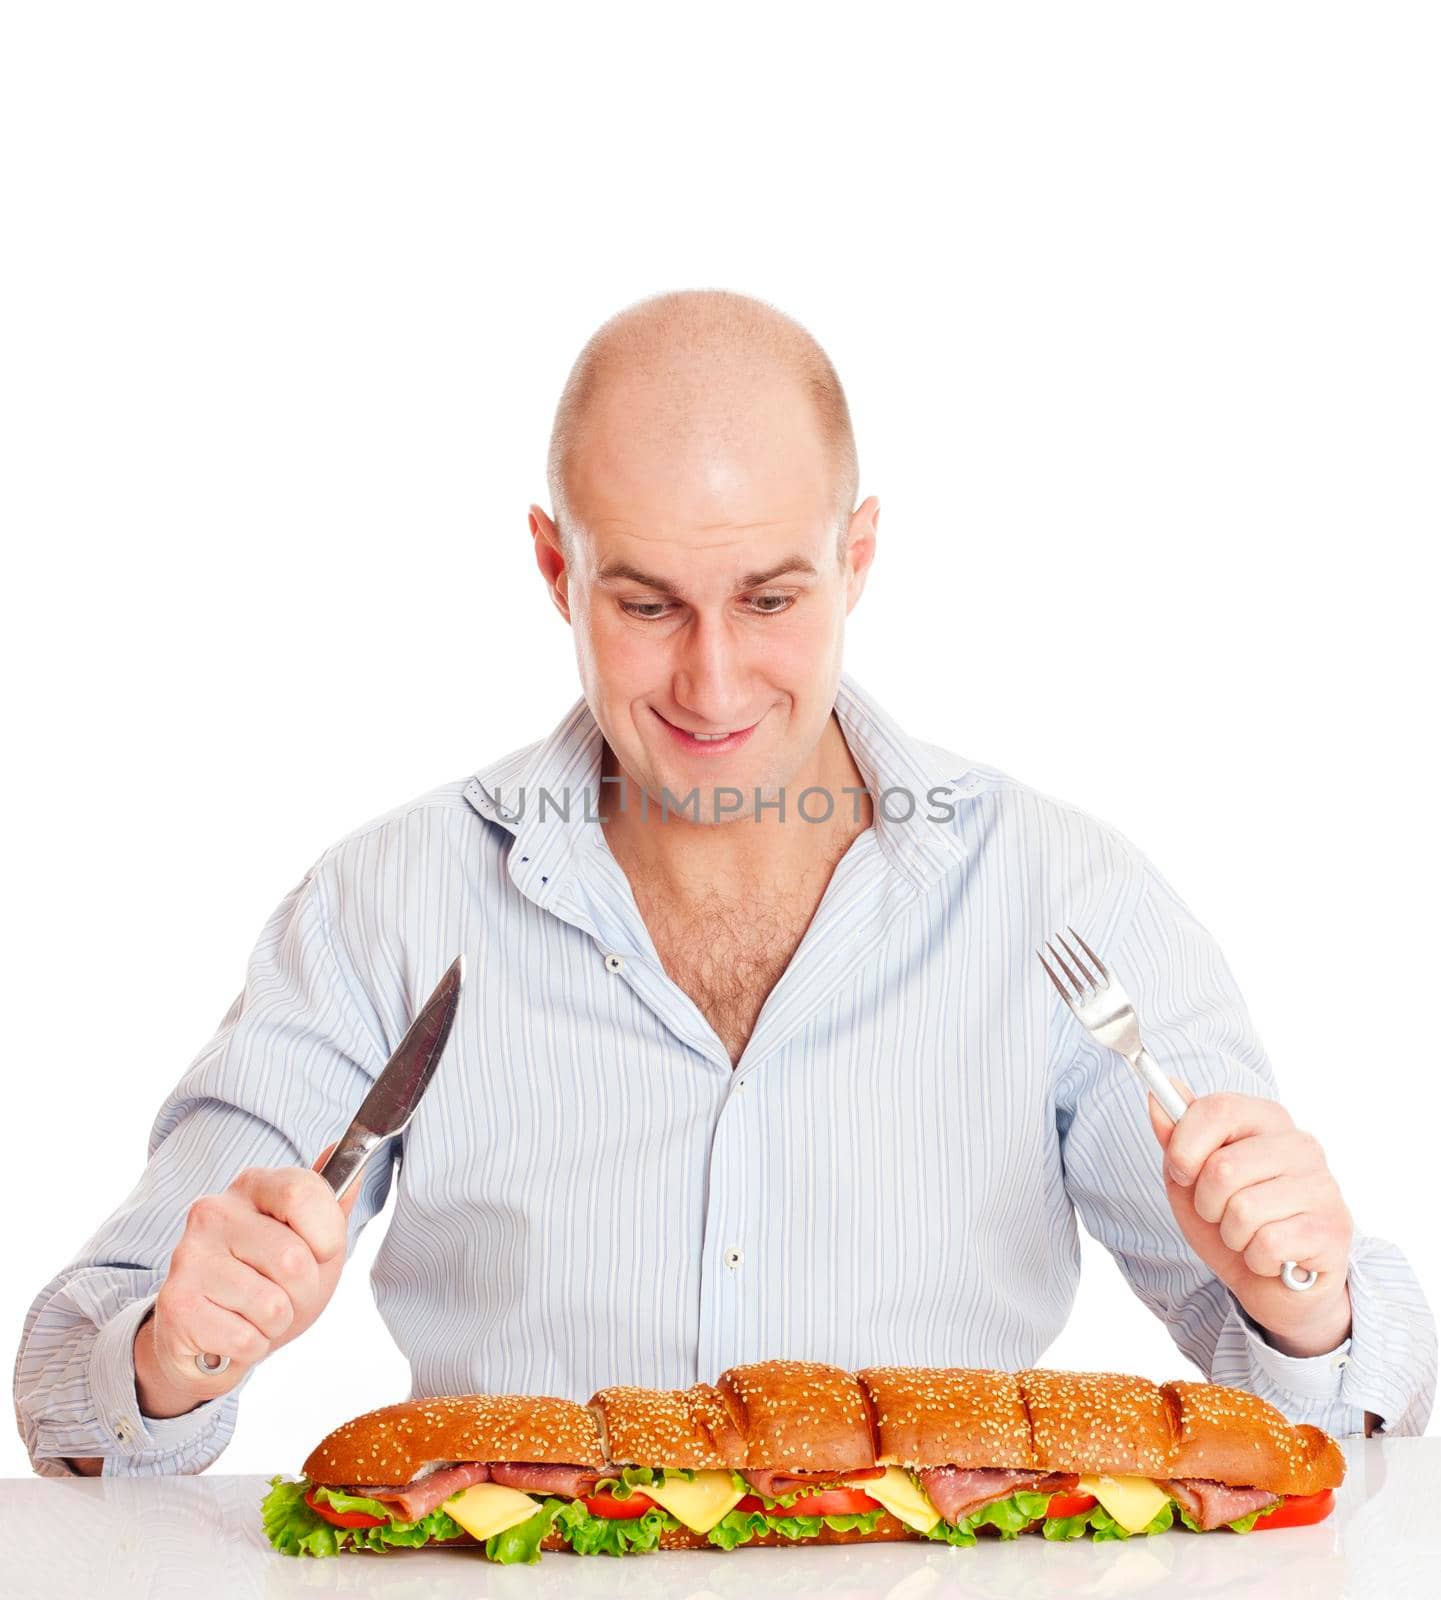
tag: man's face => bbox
[533,371,876,824]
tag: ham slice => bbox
[1164,1478,1283,1531]
[743,1467,881,1499]
[488,1462,608,1499]
[345,1462,492,1522]
[919,1467,1079,1525]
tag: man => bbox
[16,289,1434,1478]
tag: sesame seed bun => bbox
[1019,1367,1177,1477]
[303,1393,603,1486]
[1165,1379,1345,1495]
[299,1364,1344,1512]
[713,1359,878,1472]
[587,1383,746,1469]
[859,1366,1343,1496]
[858,1365,1037,1469]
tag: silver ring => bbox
[1281,1261,1318,1292]
[195,1350,231,1375]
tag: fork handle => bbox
[1132,1049,1318,1294]
[1131,1047,1190,1123]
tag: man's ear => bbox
[842,496,879,614]
[529,504,573,624]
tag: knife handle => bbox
[318,1124,384,1202]
[194,1127,385,1376]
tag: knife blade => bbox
[317,951,466,1199]
[195,952,465,1375]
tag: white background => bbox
[2,3,1437,1477]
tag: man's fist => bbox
[1147,1079,1355,1355]
[135,1145,359,1418]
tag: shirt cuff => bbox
[87,1292,234,1463]
[1227,1290,1354,1402]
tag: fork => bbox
[1037,925,1317,1293]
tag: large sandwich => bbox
[262,1360,1344,1563]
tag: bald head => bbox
[545,288,859,564]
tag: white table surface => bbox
[2,1439,1435,1599]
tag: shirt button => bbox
[113,1419,130,1442]
[1332,1354,1349,1370]
[604,953,625,974]
[724,1247,744,1270]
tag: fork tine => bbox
[1036,948,1077,1005]
[1042,938,1087,999]
[1055,931,1101,991]
[1066,925,1109,983]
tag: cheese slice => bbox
[639,1470,747,1534]
[842,1467,941,1534]
[444,1482,545,1542]
[1076,1474,1171,1535]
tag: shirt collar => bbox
[463,670,972,909]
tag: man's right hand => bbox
[133,1145,359,1420]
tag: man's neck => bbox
[598,712,873,897]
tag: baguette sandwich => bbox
[262,1359,1344,1563]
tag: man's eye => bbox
[618,594,795,621]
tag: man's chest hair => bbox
[629,877,820,1047]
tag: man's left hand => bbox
[1147,1079,1354,1356]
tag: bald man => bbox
[17,290,1434,1479]
[537,292,877,1066]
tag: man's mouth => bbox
[652,709,761,755]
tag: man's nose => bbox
[672,612,752,724]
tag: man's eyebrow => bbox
[594,556,820,596]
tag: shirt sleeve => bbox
[1053,845,1437,1439]
[12,855,397,1477]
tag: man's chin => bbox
[627,763,783,825]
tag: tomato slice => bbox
[737,1488,882,1518]
[1250,1488,1335,1530]
[304,1485,387,1528]
[1045,1492,1099,1520]
[581,1490,660,1519]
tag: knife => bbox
[195,952,466,1375]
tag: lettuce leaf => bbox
[554,1499,684,1556]
[262,1476,467,1557]
[707,1506,887,1551]
[260,1475,564,1563]
[1173,1497,1282,1534]
[587,1464,700,1499]
[921,1488,1055,1547]
[1043,1492,1282,1541]
[304,1484,405,1521]
[1041,1506,1097,1541]
[483,1498,569,1564]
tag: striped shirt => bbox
[14,670,1435,1475]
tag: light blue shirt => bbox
[15,670,1436,1475]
